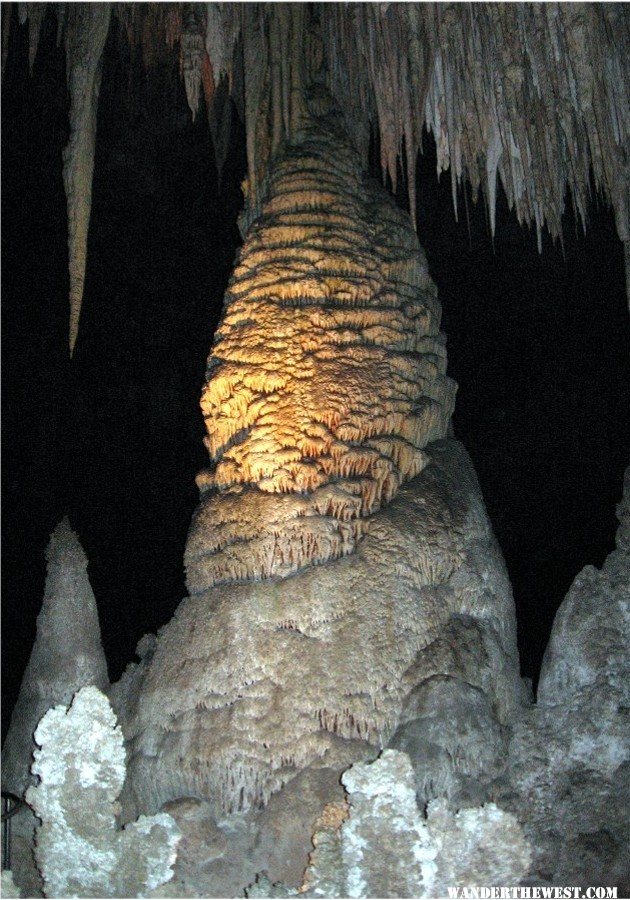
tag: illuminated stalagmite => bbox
[117,102,522,823]
[185,106,455,591]
[4,3,629,892]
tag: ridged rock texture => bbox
[6,2,629,348]
[113,105,522,831]
[186,112,456,591]
[26,687,181,899]
[119,430,522,829]
[1,517,109,798]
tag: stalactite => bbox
[62,3,111,357]
[1,4,11,74]
[323,3,628,247]
[180,4,205,120]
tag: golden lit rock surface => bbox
[185,116,456,591]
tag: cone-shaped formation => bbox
[1,517,109,796]
[63,3,111,356]
[185,112,456,593]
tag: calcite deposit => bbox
[26,687,180,899]
[62,3,111,355]
[10,2,629,349]
[114,108,521,829]
[247,750,531,899]
[499,466,630,890]
[2,517,109,798]
[119,437,522,825]
[186,110,456,591]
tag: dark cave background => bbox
[2,12,629,739]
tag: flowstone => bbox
[26,687,180,899]
[119,439,522,822]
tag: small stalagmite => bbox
[1,517,109,797]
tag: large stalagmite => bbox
[117,104,522,824]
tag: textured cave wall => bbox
[111,109,522,831]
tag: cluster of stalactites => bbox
[6,2,628,353]
[112,2,630,243]
[323,3,629,248]
[119,2,629,247]
[184,120,455,593]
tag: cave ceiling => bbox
[4,2,629,351]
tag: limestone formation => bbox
[2,517,109,798]
[10,4,629,347]
[389,676,509,809]
[118,436,522,823]
[247,750,531,898]
[26,686,180,899]
[186,112,456,591]
[62,3,111,355]
[109,114,518,828]
[500,465,630,889]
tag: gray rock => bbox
[119,440,522,824]
[248,750,531,898]
[501,465,630,889]
[2,518,109,799]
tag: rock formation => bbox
[62,3,111,355]
[500,466,630,890]
[25,686,180,899]
[2,517,109,798]
[247,750,531,899]
[186,106,456,591]
[114,105,521,828]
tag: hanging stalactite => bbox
[62,2,111,357]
